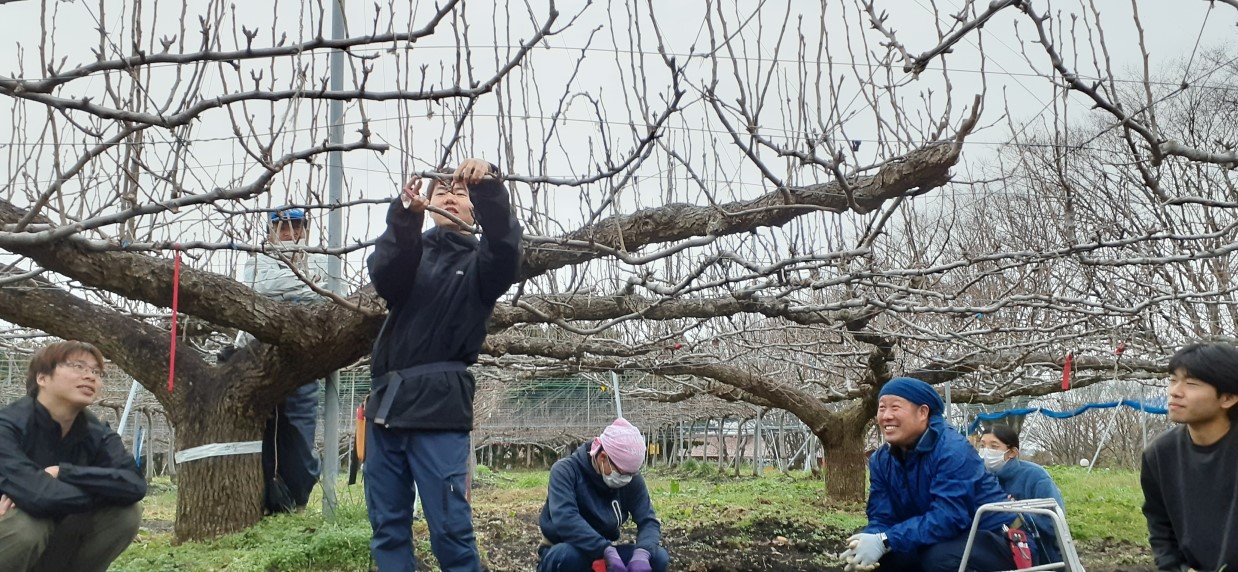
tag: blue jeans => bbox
[364,425,480,572]
[878,530,1014,572]
[537,543,670,572]
[263,380,321,512]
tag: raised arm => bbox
[443,158,522,303]
[469,173,523,303]
[368,180,428,304]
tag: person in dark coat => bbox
[1141,342,1238,572]
[843,377,1016,572]
[0,341,147,572]
[538,418,668,572]
[364,158,523,572]
[978,423,1066,564]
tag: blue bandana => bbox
[878,377,944,417]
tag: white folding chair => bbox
[958,498,1085,572]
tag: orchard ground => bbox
[114,464,1155,572]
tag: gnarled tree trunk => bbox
[815,406,872,503]
[171,397,266,541]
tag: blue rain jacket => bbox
[865,418,1012,553]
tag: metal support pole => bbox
[117,380,141,438]
[609,371,623,419]
[321,0,346,519]
[943,381,953,426]
[1087,407,1121,473]
[753,407,763,476]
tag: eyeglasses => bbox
[60,361,105,378]
[600,450,638,477]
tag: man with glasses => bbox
[0,341,147,571]
[537,418,669,572]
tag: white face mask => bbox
[595,453,634,488]
[602,471,633,489]
[272,235,308,247]
[979,448,1009,472]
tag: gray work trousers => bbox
[0,503,142,572]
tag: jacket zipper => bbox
[611,499,623,535]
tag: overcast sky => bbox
[1,0,1233,288]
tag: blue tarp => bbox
[966,399,1167,434]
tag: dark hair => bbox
[1168,343,1238,394]
[425,167,458,197]
[982,423,1020,449]
[26,341,106,396]
[1169,343,1238,420]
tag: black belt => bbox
[371,361,468,425]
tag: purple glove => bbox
[628,548,653,572]
[603,546,628,572]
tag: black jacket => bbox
[365,176,522,430]
[0,396,147,518]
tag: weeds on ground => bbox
[1049,465,1146,542]
[114,482,382,572]
[115,465,1147,571]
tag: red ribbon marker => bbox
[168,246,182,392]
[1061,351,1073,391]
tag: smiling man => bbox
[1141,342,1238,572]
[0,341,147,572]
[843,377,1015,572]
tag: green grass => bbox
[1050,465,1147,543]
[648,465,867,533]
[115,485,376,572]
[113,464,1147,571]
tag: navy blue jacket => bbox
[993,458,1065,563]
[865,418,1011,553]
[366,176,522,431]
[0,397,147,519]
[539,443,662,558]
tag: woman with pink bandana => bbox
[537,418,669,572]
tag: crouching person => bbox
[0,341,147,572]
[844,377,1016,572]
[538,418,669,572]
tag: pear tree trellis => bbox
[1,0,1236,540]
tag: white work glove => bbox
[841,533,888,572]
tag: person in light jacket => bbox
[978,423,1066,564]
[237,206,330,513]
